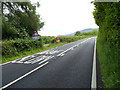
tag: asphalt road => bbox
[1,37,96,88]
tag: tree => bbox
[2,2,44,39]
[75,31,81,36]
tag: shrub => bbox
[2,38,43,56]
[2,40,18,56]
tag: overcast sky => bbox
[31,0,98,36]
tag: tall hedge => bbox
[93,2,120,88]
[93,2,119,47]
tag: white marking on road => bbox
[19,56,34,62]
[11,61,17,63]
[24,61,31,64]
[60,54,65,57]
[31,56,47,64]
[56,38,94,57]
[0,62,49,90]
[91,38,97,88]
[38,56,52,64]
[71,47,74,50]
[15,61,23,64]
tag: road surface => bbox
[1,37,96,88]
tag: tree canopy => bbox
[2,2,44,39]
[74,31,81,36]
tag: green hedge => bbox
[59,36,81,42]
[2,40,17,56]
[93,2,119,88]
[2,39,43,56]
[42,36,90,44]
[42,36,54,44]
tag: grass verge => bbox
[97,38,119,88]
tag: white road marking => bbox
[57,38,94,57]
[28,56,44,64]
[0,62,49,89]
[15,61,23,64]
[71,47,74,50]
[60,54,65,57]
[19,56,34,62]
[11,49,61,64]
[11,61,17,63]
[38,56,52,65]
[31,56,47,64]
[24,61,31,64]
[57,40,88,56]
[91,38,97,88]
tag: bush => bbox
[2,40,18,56]
[42,36,52,44]
[59,36,92,43]
[2,38,43,56]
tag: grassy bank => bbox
[97,38,119,88]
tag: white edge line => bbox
[0,62,49,89]
[91,38,97,88]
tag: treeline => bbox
[74,30,98,36]
[2,2,44,40]
[93,2,119,88]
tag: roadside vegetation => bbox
[93,2,119,88]
[74,30,98,36]
[1,2,98,64]
[2,34,97,63]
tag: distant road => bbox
[2,37,96,88]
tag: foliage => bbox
[80,30,98,36]
[2,42,68,63]
[42,36,54,44]
[42,35,96,44]
[93,2,120,88]
[2,40,17,56]
[2,34,95,63]
[59,36,81,43]
[2,38,43,57]
[2,2,44,39]
[75,31,81,36]
[2,34,95,57]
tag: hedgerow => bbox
[93,2,120,88]
[2,38,43,56]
